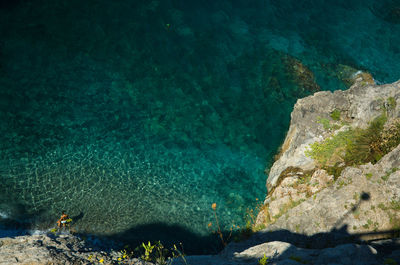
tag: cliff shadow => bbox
[60,221,230,255]
[226,225,400,265]
[95,222,228,255]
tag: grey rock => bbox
[0,233,151,265]
[315,244,378,265]
[267,80,400,191]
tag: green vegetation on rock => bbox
[305,129,354,166]
[258,254,269,265]
[387,97,397,111]
[306,114,400,176]
[330,109,341,121]
[317,117,341,131]
[272,199,306,220]
[345,114,387,165]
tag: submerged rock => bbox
[282,54,320,95]
[333,64,375,88]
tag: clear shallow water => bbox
[1,0,400,253]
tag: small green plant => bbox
[233,200,266,241]
[142,241,155,261]
[353,209,361,219]
[387,97,397,111]
[117,249,129,262]
[316,116,342,131]
[330,109,341,121]
[137,241,188,265]
[378,203,388,210]
[324,162,346,179]
[337,179,346,189]
[382,168,399,181]
[154,241,169,265]
[363,219,373,229]
[258,254,269,265]
[390,200,400,210]
[365,173,373,180]
[382,174,390,181]
[373,221,379,231]
[170,244,189,265]
[253,223,266,232]
[317,117,332,130]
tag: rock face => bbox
[172,238,399,265]
[245,78,400,264]
[263,145,400,236]
[0,233,151,265]
[174,78,400,265]
[171,78,400,265]
[257,77,400,230]
[267,78,400,191]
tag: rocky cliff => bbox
[256,76,400,232]
[174,76,400,264]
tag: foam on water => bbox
[0,211,8,219]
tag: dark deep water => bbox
[1,0,400,253]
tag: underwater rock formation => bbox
[282,54,320,95]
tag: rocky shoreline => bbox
[0,231,156,265]
[178,76,400,264]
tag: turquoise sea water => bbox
[1,0,400,253]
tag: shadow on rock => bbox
[218,225,400,265]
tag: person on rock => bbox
[57,211,69,228]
